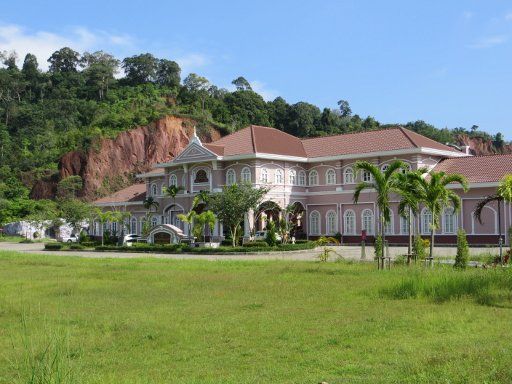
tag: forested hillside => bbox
[0,47,509,223]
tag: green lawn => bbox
[0,251,511,383]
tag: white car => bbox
[254,231,282,241]
[61,234,79,243]
[123,234,142,245]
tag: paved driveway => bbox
[0,242,499,262]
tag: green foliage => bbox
[413,236,426,260]
[208,183,268,247]
[44,242,62,250]
[265,221,278,246]
[454,229,469,269]
[243,241,269,247]
[374,235,383,261]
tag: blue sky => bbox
[1,1,512,138]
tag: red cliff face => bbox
[455,134,512,156]
[31,115,222,201]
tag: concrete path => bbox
[0,242,499,262]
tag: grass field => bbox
[1,251,511,383]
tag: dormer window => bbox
[194,169,208,183]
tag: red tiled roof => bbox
[209,125,307,157]
[301,127,461,158]
[94,183,146,204]
[433,154,512,183]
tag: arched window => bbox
[289,169,297,185]
[309,211,320,235]
[151,216,158,227]
[344,168,354,184]
[362,209,374,235]
[275,169,283,184]
[400,215,411,235]
[161,184,166,196]
[226,169,236,185]
[421,208,432,235]
[169,174,177,187]
[111,221,117,234]
[131,217,137,234]
[326,210,338,235]
[443,207,457,234]
[260,168,268,183]
[384,211,394,235]
[241,167,251,183]
[309,170,318,186]
[298,171,306,186]
[344,210,356,235]
[362,170,372,182]
[326,169,336,185]
[151,184,158,196]
[194,169,209,183]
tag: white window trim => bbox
[169,174,178,187]
[344,168,355,184]
[309,170,319,186]
[361,209,374,235]
[275,169,283,184]
[420,208,432,235]
[326,169,336,185]
[298,170,306,186]
[326,210,338,235]
[289,170,297,185]
[241,167,251,183]
[343,209,356,235]
[260,168,268,183]
[442,207,457,234]
[226,169,236,185]
[309,210,321,235]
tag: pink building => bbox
[93,125,512,245]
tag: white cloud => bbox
[0,23,134,69]
[176,53,210,74]
[505,12,512,21]
[468,35,507,49]
[249,80,278,101]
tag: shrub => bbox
[413,236,426,260]
[295,239,310,244]
[334,232,342,243]
[80,241,97,248]
[243,241,269,248]
[454,229,469,269]
[20,238,34,244]
[394,255,407,266]
[265,221,278,246]
[316,236,340,246]
[69,244,84,250]
[79,231,90,243]
[44,243,63,250]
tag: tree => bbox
[177,210,197,240]
[473,174,512,263]
[494,132,505,151]
[337,99,352,117]
[94,209,113,246]
[57,176,83,199]
[411,171,468,264]
[60,199,93,235]
[287,102,321,137]
[48,47,80,73]
[163,185,184,207]
[26,199,58,239]
[193,210,216,242]
[1,50,18,70]
[122,53,158,85]
[81,51,119,100]
[156,59,181,88]
[454,229,469,269]
[209,183,268,247]
[354,160,407,269]
[231,76,252,91]
[143,196,159,213]
[396,168,429,262]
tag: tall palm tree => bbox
[164,185,184,206]
[411,171,468,265]
[143,196,159,213]
[395,168,428,263]
[354,160,407,269]
[473,174,512,263]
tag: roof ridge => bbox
[300,127,403,141]
[398,126,419,148]
[250,125,257,152]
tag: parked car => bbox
[61,234,78,243]
[254,231,282,241]
[123,234,142,246]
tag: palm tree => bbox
[354,160,407,269]
[164,185,184,206]
[411,171,468,265]
[473,174,512,264]
[143,197,159,213]
[395,168,428,263]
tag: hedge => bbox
[44,243,63,250]
[243,241,269,248]
[93,241,317,254]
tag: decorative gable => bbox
[173,141,219,164]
